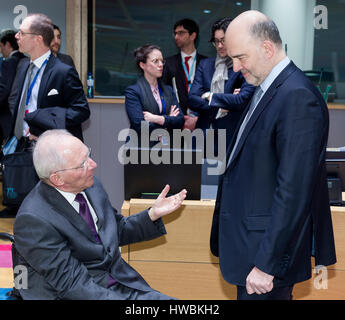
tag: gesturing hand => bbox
[148,185,187,221]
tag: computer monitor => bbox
[326,157,345,191]
[326,151,345,205]
[124,147,202,200]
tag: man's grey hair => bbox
[33,129,73,179]
[250,18,282,48]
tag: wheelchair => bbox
[0,232,22,300]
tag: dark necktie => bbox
[74,193,117,287]
[75,193,101,243]
[14,63,35,139]
[227,86,264,167]
[184,56,192,91]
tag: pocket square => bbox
[48,89,59,96]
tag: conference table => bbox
[121,197,345,300]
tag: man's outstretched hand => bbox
[148,185,187,221]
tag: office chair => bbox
[0,232,22,300]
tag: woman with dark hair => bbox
[125,44,184,146]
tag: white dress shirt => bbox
[55,188,99,232]
[18,49,51,136]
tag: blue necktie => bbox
[227,86,263,167]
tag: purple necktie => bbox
[74,193,117,287]
[75,193,101,243]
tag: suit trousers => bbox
[236,285,294,300]
[110,282,177,300]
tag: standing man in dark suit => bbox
[12,13,89,143]
[188,18,255,153]
[14,129,187,299]
[210,11,336,300]
[0,30,26,143]
[50,24,76,68]
[2,13,89,216]
[162,19,207,130]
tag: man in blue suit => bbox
[210,11,336,300]
[12,13,89,143]
[188,18,255,152]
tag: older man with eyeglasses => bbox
[13,129,187,300]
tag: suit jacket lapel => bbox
[226,61,297,171]
[37,55,55,108]
[39,182,99,243]
[14,59,31,109]
[176,54,188,94]
[84,183,106,232]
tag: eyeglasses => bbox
[17,30,39,37]
[150,58,165,66]
[212,38,226,47]
[54,147,91,174]
[173,30,189,37]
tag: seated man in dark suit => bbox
[0,30,26,143]
[13,129,187,299]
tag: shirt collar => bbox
[181,50,196,60]
[260,56,291,94]
[31,49,51,69]
[150,84,159,92]
[9,50,19,57]
[55,188,87,206]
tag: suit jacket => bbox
[188,57,255,143]
[210,61,336,287]
[10,54,89,141]
[13,177,167,300]
[0,51,26,139]
[125,78,185,142]
[56,52,75,69]
[162,52,207,114]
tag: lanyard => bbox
[158,83,166,115]
[181,55,196,91]
[25,58,49,105]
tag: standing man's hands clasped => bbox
[148,185,187,221]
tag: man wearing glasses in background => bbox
[162,18,207,131]
[188,18,255,153]
[12,13,89,144]
[13,129,187,299]
[2,13,89,216]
